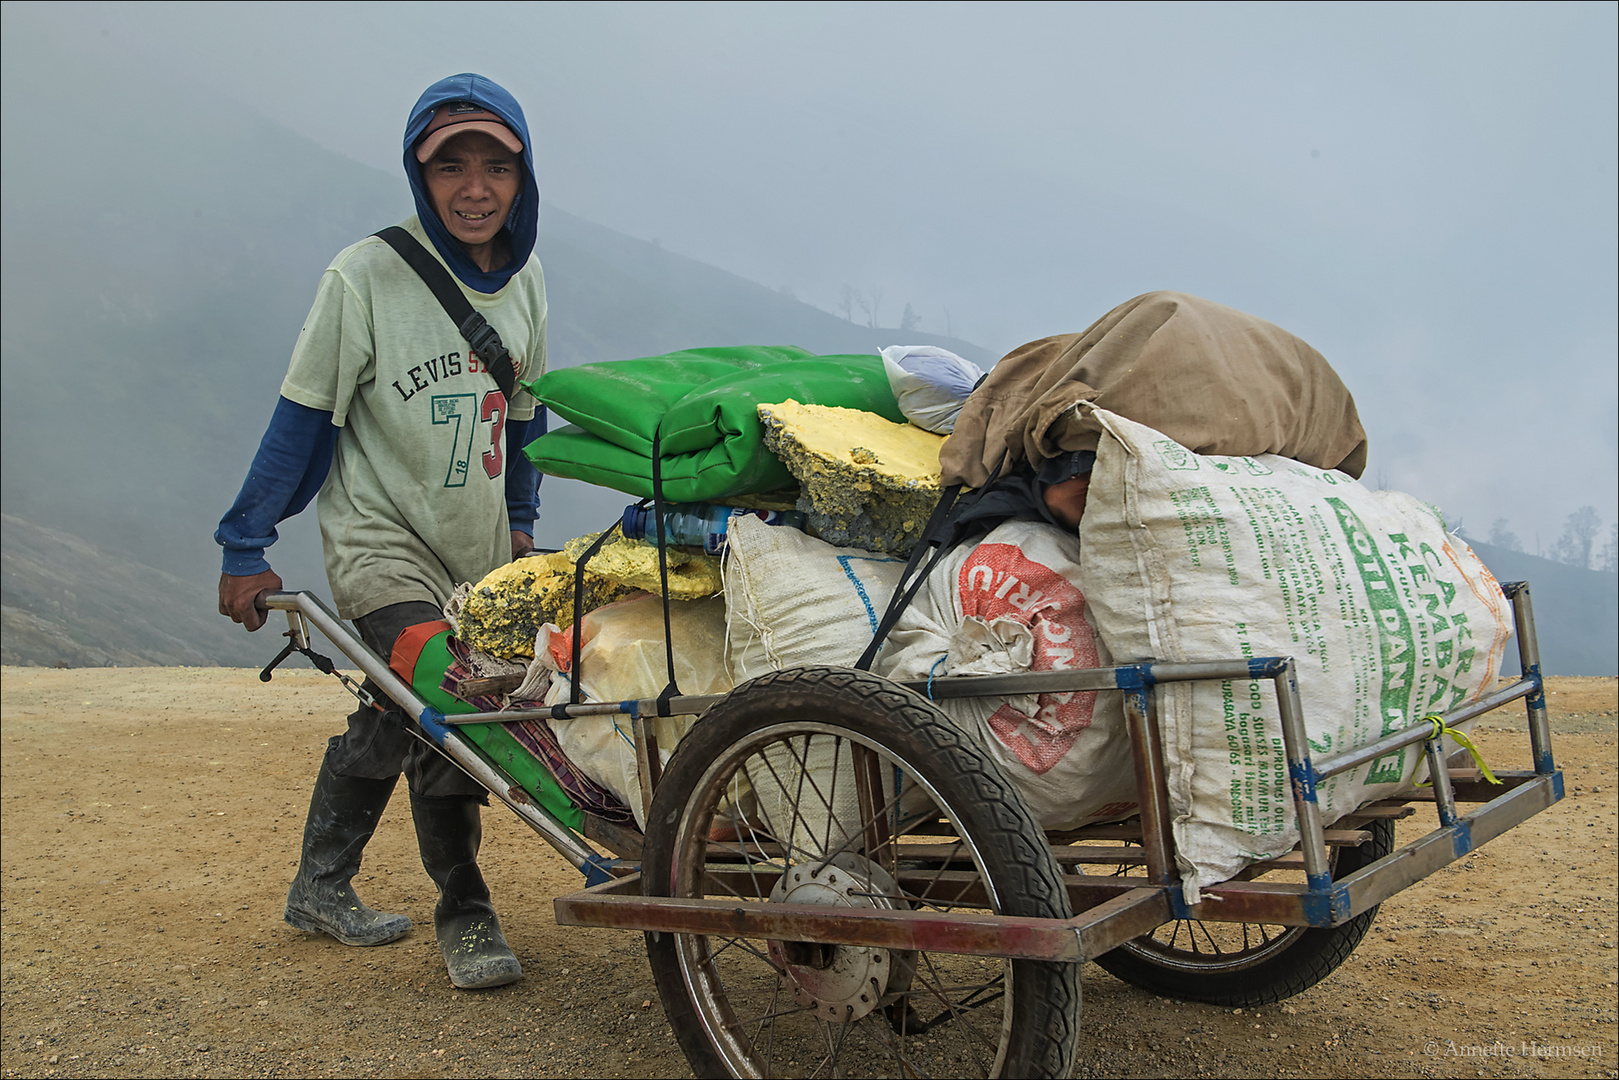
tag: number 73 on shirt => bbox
[431,390,506,487]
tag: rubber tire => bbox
[642,666,1080,1079]
[1093,819,1395,1006]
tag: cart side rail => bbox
[265,580,1560,949]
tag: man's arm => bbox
[215,396,338,629]
[505,405,546,558]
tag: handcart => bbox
[260,579,1563,1079]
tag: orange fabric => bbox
[388,619,454,683]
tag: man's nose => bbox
[460,172,491,199]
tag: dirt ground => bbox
[1,666,1614,1080]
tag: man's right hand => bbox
[218,569,284,631]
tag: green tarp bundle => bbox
[393,623,584,829]
[521,346,905,502]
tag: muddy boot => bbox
[413,794,523,989]
[283,754,412,946]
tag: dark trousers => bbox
[324,600,486,800]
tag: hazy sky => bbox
[8,1,1617,549]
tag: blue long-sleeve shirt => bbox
[216,396,544,575]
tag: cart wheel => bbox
[1092,819,1395,1006]
[642,667,1080,1079]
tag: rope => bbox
[1417,715,1501,787]
[926,654,948,700]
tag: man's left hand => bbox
[511,530,535,560]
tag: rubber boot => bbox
[283,755,413,946]
[412,794,523,989]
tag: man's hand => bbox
[218,569,284,632]
[511,530,535,560]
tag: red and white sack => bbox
[1077,406,1514,901]
[877,520,1139,831]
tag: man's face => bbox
[1043,473,1091,529]
[422,131,521,254]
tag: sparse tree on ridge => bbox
[1549,505,1602,569]
[1488,517,1523,552]
[859,286,885,329]
[838,284,855,323]
[1600,524,1618,574]
[900,302,921,332]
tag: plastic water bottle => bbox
[621,503,806,555]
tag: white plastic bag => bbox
[1077,407,1514,901]
[881,345,985,434]
[876,520,1139,831]
[541,594,733,830]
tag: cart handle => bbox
[260,591,612,878]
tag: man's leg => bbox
[283,601,441,946]
[409,746,523,989]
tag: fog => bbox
[3,3,1615,618]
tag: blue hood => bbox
[404,73,539,294]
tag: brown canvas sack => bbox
[938,291,1368,487]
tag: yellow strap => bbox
[1415,715,1501,787]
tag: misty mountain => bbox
[0,41,991,661]
[1457,539,1617,678]
[8,41,1610,677]
[540,210,992,370]
[1,514,265,668]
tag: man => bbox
[215,73,546,990]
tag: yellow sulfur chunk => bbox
[561,532,724,600]
[458,552,637,660]
[757,400,944,556]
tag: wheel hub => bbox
[767,853,901,1023]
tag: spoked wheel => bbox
[642,667,1080,1079]
[1092,818,1395,1006]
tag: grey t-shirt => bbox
[280,216,547,619]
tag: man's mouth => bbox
[457,210,495,222]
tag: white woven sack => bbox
[723,514,907,681]
[877,520,1139,831]
[724,516,990,845]
[1077,406,1513,901]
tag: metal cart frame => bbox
[261,578,1562,1073]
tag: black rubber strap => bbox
[853,486,962,672]
[650,429,683,713]
[372,226,517,401]
[853,452,1009,672]
[567,515,628,704]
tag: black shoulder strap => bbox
[372,226,517,400]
